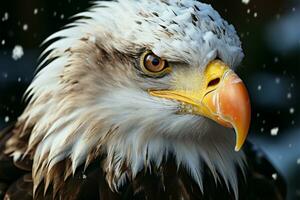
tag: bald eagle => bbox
[0,0,285,199]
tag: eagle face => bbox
[10,0,250,198]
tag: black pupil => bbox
[151,57,160,66]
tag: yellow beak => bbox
[149,60,251,151]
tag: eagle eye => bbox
[140,51,171,77]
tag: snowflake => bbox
[297,158,300,165]
[260,128,264,132]
[12,45,24,60]
[4,116,10,123]
[290,83,294,88]
[242,0,250,5]
[289,108,295,114]
[23,24,28,31]
[257,85,262,91]
[270,127,279,136]
[2,12,9,21]
[34,8,39,15]
[3,73,8,78]
[272,173,277,180]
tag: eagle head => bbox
[13,0,251,198]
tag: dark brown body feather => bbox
[0,125,286,200]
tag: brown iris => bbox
[140,51,171,76]
[144,53,166,72]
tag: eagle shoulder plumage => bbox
[0,0,285,199]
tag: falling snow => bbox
[270,127,279,136]
[287,92,292,99]
[272,173,277,180]
[33,8,39,15]
[4,116,10,123]
[297,158,300,165]
[289,108,295,114]
[3,73,8,79]
[291,83,294,88]
[1,40,5,45]
[2,12,9,21]
[242,0,250,5]
[257,85,262,91]
[260,128,264,132]
[12,45,24,60]
[23,24,28,31]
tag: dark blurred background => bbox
[0,0,299,199]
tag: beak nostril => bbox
[207,78,220,88]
